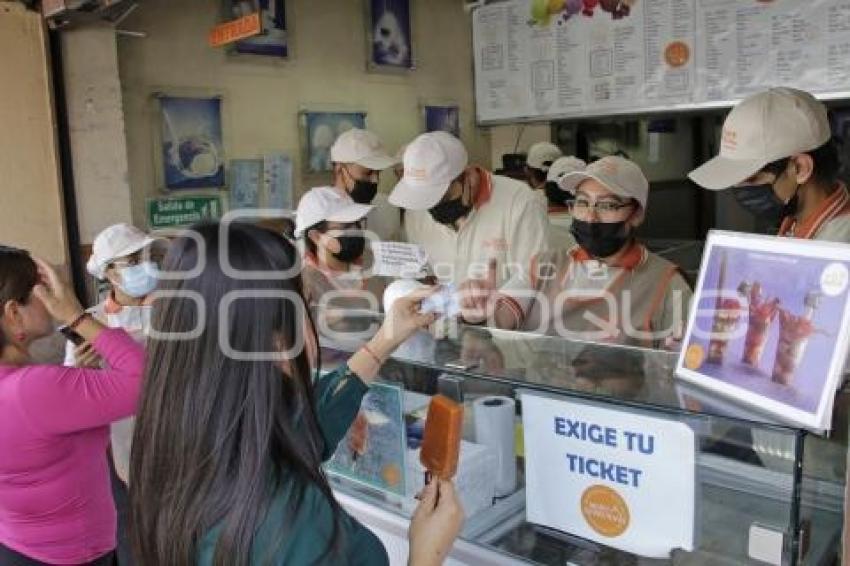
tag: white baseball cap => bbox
[547,156,587,184]
[527,142,563,171]
[389,132,469,210]
[87,223,157,279]
[689,87,831,191]
[295,186,373,238]
[559,156,649,210]
[330,128,397,170]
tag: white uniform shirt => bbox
[403,171,551,287]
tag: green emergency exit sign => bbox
[147,195,224,229]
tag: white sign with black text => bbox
[522,392,696,558]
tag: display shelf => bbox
[319,319,849,565]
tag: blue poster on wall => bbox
[263,152,293,210]
[159,96,225,190]
[304,112,366,173]
[425,105,460,138]
[370,0,412,69]
[231,0,288,58]
[229,159,262,209]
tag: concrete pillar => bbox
[60,22,134,245]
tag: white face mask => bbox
[116,261,158,298]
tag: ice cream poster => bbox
[522,392,695,558]
[677,231,850,432]
[326,382,406,496]
[302,112,366,174]
[369,0,413,69]
[159,96,225,190]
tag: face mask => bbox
[333,234,366,263]
[344,167,378,204]
[544,181,572,207]
[570,219,630,259]
[733,168,799,223]
[117,261,158,298]
[350,179,378,204]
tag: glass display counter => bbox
[319,317,847,565]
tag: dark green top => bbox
[197,365,390,565]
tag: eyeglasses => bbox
[570,199,635,215]
[109,251,162,270]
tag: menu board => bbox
[473,0,850,124]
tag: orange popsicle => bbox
[420,395,464,480]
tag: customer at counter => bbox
[330,128,401,241]
[690,87,850,243]
[0,247,145,565]
[390,131,550,287]
[129,222,463,566]
[524,141,563,191]
[458,156,692,349]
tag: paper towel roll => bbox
[473,395,517,497]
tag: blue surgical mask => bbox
[118,261,158,298]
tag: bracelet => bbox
[361,344,384,367]
[67,311,89,330]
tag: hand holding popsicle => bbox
[409,478,465,566]
[420,395,464,480]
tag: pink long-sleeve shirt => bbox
[0,328,145,564]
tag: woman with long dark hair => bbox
[0,247,145,565]
[130,222,463,565]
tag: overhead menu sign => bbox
[522,392,696,558]
[473,0,850,124]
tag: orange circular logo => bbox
[664,41,690,68]
[381,463,402,488]
[684,343,705,370]
[581,485,630,537]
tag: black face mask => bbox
[544,181,572,207]
[429,181,472,225]
[333,234,366,263]
[732,183,799,225]
[349,179,378,204]
[570,219,630,259]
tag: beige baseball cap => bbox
[87,223,157,279]
[527,142,563,171]
[559,156,649,210]
[547,156,586,184]
[295,186,373,238]
[389,132,469,210]
[330,128,397,170]
[689,87,831,191]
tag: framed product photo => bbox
[423,103,460,137]
[228,159,262,209]
[326,381,406,496]
[676,231,850,432]
[299,110,366,174]
[366,0,414,71]
[155,94,226,191]
[226,0,289,58]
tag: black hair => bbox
[526,165,547,187]
[761,138,841,191]
[303,220,328,257]
[0,247,38,350]
[130,222,341,566]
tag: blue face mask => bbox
[118,261,158,298]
